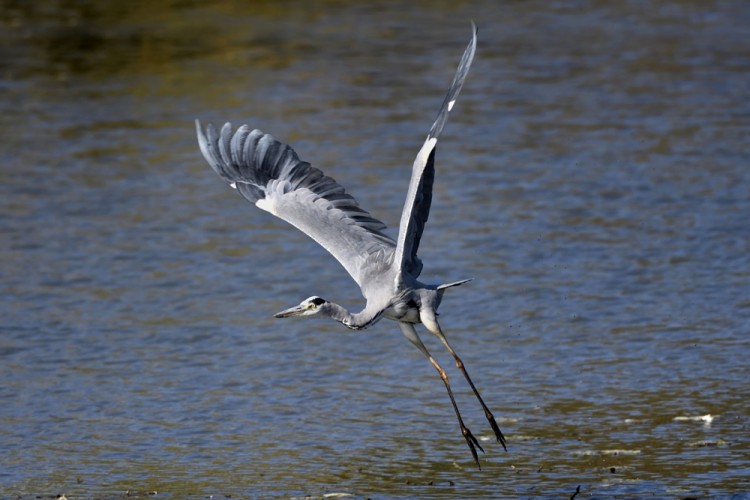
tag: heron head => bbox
[274,296,328,318]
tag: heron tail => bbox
[436,278,473,298]
[437,278,473,290]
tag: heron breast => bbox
[385,299,421,323]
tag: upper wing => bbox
[196,121,396,289]
[394,23,477,279]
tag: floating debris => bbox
[673,414,715,426]
[600,449,642,456]
[689,439,726,448]
[574,449,642,456]
[508,434,539,442]
[570,484,581,499]
[291,493,355,500]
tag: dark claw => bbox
[485,411,507,451]
[462,425,484,468]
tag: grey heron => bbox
[196,24,506,468]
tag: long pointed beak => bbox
[274,304,306,318]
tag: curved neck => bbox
[323,302,383,330]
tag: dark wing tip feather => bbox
[196,120,393,240]
[196,120,300,204]
[427,22,477,140]
[395,23,477,278]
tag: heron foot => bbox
[485,410,508,451]
[461,424,484,468]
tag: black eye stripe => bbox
[311,297,326,306]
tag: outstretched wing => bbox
[394,23,477,279]
[196,121,396,289]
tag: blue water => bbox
[2,1,749,498]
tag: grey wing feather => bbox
[196,120,396,289]
[394,23,478,279]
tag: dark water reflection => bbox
[2,1,749,498]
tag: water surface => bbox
[1,1,749,498]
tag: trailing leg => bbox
[421,313,507,451]
[398,322,484,467]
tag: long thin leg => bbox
[398,322,484,468]
[421,312,507,451]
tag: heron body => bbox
[196,24,506,468]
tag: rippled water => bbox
[2,1,749,498]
